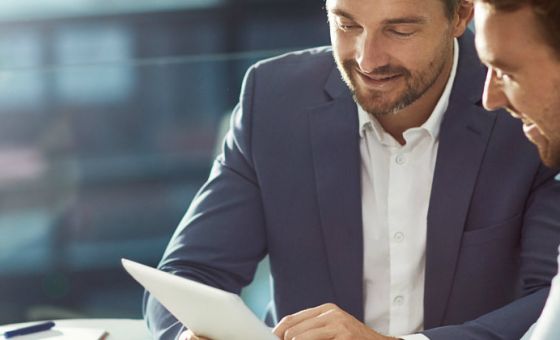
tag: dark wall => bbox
[0,0,330,324]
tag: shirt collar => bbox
[358,38,459,141]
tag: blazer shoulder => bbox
[249,47,336,86]
[253,46,334,70]
[241,46,339,105]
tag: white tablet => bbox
[122,259,277,340]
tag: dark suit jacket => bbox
[144,32,560,340]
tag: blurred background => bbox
[0,0,329,325]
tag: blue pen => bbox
[3,321,55,338]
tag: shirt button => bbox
[393,232,405,242]
[395,154,406,165]
[393,295,404,306]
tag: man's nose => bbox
[356,33,389,73]
[482,68,509,111]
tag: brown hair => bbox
[443,0,463,18]
[478,0,560,55]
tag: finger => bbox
[284,324,337,340]
[280,313,329,340]
[273,303,338,339]
[273,304,335,337]
[283,306,346,340]
[179,330,194,340]
[180,329,212,340]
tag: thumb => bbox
[179,330,200,340]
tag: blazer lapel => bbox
[424,33,498,328]
[308,69,365,321]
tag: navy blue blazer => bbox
[144,33,560,340]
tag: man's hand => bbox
[273,303,398,340]
[179,329,210,340]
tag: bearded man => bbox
[145,0,560,339]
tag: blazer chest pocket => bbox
[462,214,522,246]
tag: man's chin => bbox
[542,153,560,170]
[354,90,401,117]
[538,142,560,169]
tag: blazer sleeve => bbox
[423,168,560,340]
[143,65,268,340]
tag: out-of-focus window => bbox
[0,0,329,325]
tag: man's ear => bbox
[453,0,474,37]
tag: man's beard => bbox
[538,90,560,169]
[538,137,560,169]
[335,42,451,117]
[512,103,560,169]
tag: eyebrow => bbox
[328,8,427,25]
[480,55,517,72]
[383,17,428,25]
[328,8,357,21]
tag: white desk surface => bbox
[0,318,152,340]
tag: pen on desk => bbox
[2,321,55,338]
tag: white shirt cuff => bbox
[399,334,430,340]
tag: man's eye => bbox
[337,22,357,31]
[388,29,414,37]
[494,69,512,82]
[494,69,504,80]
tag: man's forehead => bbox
[326,0,446,22]
[474,4,542,69]
[326,0,439,11]
[474,11,513,69]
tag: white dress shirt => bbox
[360,39,459,339]
[521,248,560,339]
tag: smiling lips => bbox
[356,70,402,89]
[516,114,549,147]
[505,108,544,144]
[522,121,544,143]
